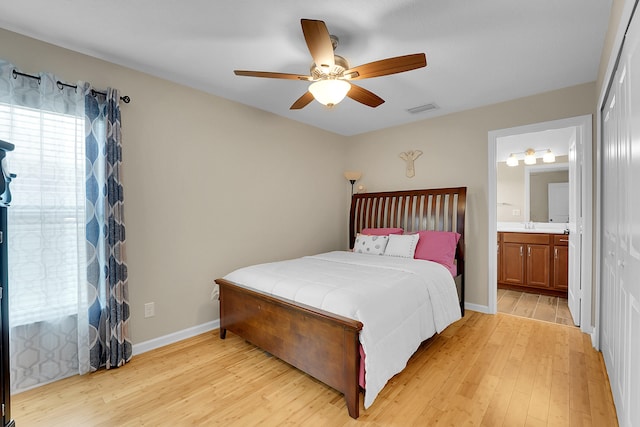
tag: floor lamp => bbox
[343,171,362,195]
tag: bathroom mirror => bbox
[497,160,569,223]
[524,163,569,222]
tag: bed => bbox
[215,187,467,419]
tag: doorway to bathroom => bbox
[488,115,592,334]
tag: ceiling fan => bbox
[234,19,427,110]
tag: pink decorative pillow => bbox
[360,227,404,236]
[413,231,461,276]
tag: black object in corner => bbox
[0,139,15,427]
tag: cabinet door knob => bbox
[520,246,523,256]
[528,246,531,257]
[555,248,558,259]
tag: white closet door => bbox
[600,6,640,425]
[601,79,621,417]
[626,9,640,424]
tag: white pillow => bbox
[384,233,420,258]
[353,233,389,255]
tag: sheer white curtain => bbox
[0,61,91,391]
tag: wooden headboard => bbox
[349,187,467,314]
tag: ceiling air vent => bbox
[407,103,438,114]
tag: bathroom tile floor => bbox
[497,288,575,326]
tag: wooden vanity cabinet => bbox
[497,234,504,283]
[500,233,550,289]
[553,234,569,291]
[498,232,567,297]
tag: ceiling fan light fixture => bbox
[309,79,351,107]
[235,19,426,110]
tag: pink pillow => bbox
[413,231,461,276]
[360,227,404,236]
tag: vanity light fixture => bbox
[543,149,556,163]
[344,171,362,195]
[506,148,556,167]
[524,148,537,165]
[506,153,519,167]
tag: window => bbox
[0,103,86,326]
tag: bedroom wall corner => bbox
[0,28,351,345]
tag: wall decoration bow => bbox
[399,150,423,178]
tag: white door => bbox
[627,10,640,426]
[599,6,640,424]
[567,133,581,326]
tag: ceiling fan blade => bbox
[301,19,335,69]
[347,84,385,108]
[290,91,315,110]
[234,70,311,81]
[345,53,427,80]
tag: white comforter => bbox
[223,251,461,408]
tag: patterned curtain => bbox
[0,59,130,392]
[85,86,131,370]
[0,60,89,391]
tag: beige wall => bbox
[497,162,526,222]
[345,84,595,307]
[0,28,350,344]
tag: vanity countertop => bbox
[497,222,568,235]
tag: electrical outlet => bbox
[144,302,155,318]
[512,209,521,216]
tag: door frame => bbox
[488,115,593,335]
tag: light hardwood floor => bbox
[11,311,618,426]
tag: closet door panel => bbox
[626,14,640,425]
[630,299,640,425]
[617,59,630,417]
[601,38,631,424]
[600,9,640,424]
[618,66,629,258]
[628,9,640,304]
[601,97,616,372]
[615,285,628,406]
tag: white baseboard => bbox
[464,302,490,314]
[131,302,490,355]
[132,319,220,356]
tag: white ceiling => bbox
[0,0,612,136]
[496,127,575,163]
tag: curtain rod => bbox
[12,69,131,104]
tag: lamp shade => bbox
[344,171,362,182]
[309,79,351,107]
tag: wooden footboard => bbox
[215,278,364,419]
